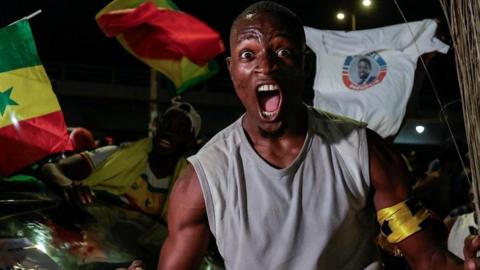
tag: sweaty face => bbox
[227,12,306,134]
[357,60,371,80]
[154,110,193,156]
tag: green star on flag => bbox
[0,87,18,116]
[0,20,72,176]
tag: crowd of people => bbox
[1,1,479,270]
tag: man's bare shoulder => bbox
[366,129,410,209]
[169,164,206,213]
[160,164,210,270]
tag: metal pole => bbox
[351,13,356,31]
[149,68,158,136]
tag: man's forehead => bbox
[234,12,288,30]
[163,110,189,122]
[232,12,296,40]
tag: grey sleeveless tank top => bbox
[188,107,382,270]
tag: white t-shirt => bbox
[305,19,449,137]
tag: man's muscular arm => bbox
[368,129,465,270]
[158,164,210,270]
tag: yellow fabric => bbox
[116,34,211,89]
[124,175,164,216]
[0,65,60,128]
[161,157,188,218]
[377,200,432,243]
[82,137,189,217]
[95,0,176,19]
[124,156,187,217]
[83,138,152,195]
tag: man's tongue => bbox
[259,92,280,112]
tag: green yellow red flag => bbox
[0,20,71,176]
[96,0,225,94]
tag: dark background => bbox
[0,0,464,152]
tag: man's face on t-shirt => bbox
[357,59,371,80]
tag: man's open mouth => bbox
[257,83,282,119]
[158,138,172,149]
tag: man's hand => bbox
[62,182,95,206]
[464,235,480,269]
[40,154,95,206]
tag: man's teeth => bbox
[262,111,276,117]
[258,84,279,92]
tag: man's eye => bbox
[240,51,254,59]
[276,48,292,57]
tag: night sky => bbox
[0,1,450,65]
[0,0,461,117]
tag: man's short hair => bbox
[358,57,372,68]
[230,1,305,45]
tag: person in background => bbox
[69,127,96,153]
[158,2,480,269]
[41,97,201,220]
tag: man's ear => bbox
[304,47,315,81]
[226,57,232,72]
[184,132,197,155]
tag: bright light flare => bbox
[10,113,20,129]
[336,12,346,20]
[415,125,425,134]
[362,0,372,7]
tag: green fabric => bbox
[0,20,42,73]
[176,60,219,94]
[83,138,152,195]
[97,0,178,16]
[1,174,47,191]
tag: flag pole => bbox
[8,9,42,26]
[149,68,159,137]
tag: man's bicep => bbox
[159,164,210,270]
[367,130,462,268]
[367,129,411,209]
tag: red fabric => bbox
[96,2,224,66]
[0,111,72,176]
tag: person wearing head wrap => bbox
[41,97,201,220]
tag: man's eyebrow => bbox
[236,30,260,42]
[236,30,295,43]
[272,31,296,40]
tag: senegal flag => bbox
[96,0,225,94]
[0,20,71,176]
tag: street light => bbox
[415,125,425,134]
[362,0,372,7]
[336,0,373,31]
[336,12,357,30]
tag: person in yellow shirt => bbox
[41,97,201,220]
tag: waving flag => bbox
[96,0,225,94]
[305,20,449,137]
[0,20,71,176]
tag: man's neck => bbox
[242,104,308,168]
[148,151,182,178]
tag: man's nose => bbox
[255,51,278,74]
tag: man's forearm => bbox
[158,235,207,270]
[40,163,73,187]
[404,245,463,270]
